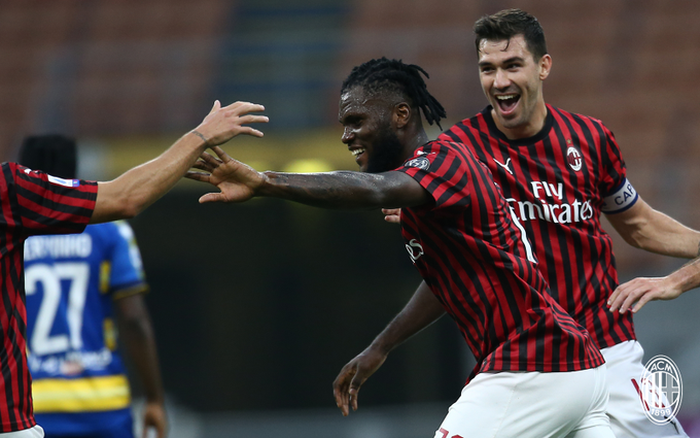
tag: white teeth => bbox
[351,148,365,157]
[496,94,517,100]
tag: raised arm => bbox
[605,197,700,258]
[91,101,268,223]
[332,281,445,416]
[187,146,430,209]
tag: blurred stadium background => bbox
[2,0,700,436]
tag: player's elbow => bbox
[609,213,651,250]
[121,198,147,219]
[108,194,144,220]
[93,192,143,223]
[621,229,646,249]
[95,181,150,222]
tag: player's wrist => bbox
[666,272,694,295]
[189,129,210,148]
[257,171,280,197]
[367,339,393,356]
[190,129,209,146]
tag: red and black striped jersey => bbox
[396,140,604,378]
[0,162,97,432]
[438,104,636,350]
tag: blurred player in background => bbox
[0,100,267,437]
[353,9,697,438]
[20,136,166,438]
[187,58,615,437]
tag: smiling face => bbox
[338,86,406,173]
[477,34,551,139]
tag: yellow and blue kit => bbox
[24,221,147,438]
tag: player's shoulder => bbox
[549,104,608,130]
[424,139,460,154]
[418,140,479,167]
[427,139,476,155]
[2,162,37,182]
[442,112,484,136]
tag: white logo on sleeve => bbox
[24,167,81,187]
[47,175,81,188]
[405,239,424,263]
[404,157,430,170]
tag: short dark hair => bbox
[341,57,446,129]
[474,9,547,60]
[18,135,77,179]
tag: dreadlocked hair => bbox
[341,57,446,130]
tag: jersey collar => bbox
[481,104,554,146]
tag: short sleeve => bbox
[394,141,472,210]
[596,124,639,214]
[108,221,148,299]
[598,125,628,198]
[2,162,97,237]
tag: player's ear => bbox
[393,102,411,129]
[539,54,552,80]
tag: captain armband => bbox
[601,178,638,214]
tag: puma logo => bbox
[494,158,513,175]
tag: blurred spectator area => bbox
[0,0,350,154]
[0,0,230,144]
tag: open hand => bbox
[186,146,266,203]
[608,276,682,313]
[194,101,269,146]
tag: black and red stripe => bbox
[396,141,604,380]
[0,162,96,432]
[439,104,636,350]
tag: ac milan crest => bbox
[566,146,583,172]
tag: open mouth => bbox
[495,94,520,114]
[350,148,366,161]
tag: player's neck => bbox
[402,129,430,159]
[494,100,548,140]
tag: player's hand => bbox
[193,100,268,146]
[382,208,401,224]
[186,146,266,203]
[142,401,167,438]
[333,347,387,416]
[608,276,682,314]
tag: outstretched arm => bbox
[332,281,445,416]
[606,198,700,258]
[186,147,430,209]
[91,101,268,223]
[608,256,700,314]
[114,294,167,438]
